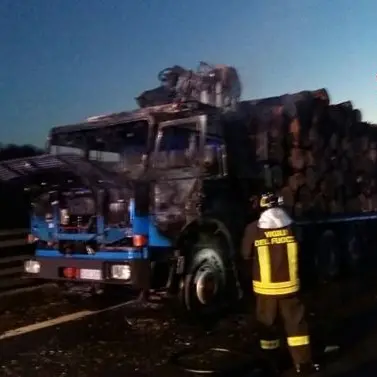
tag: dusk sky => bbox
[1,0,377,147]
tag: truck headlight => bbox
[24,260,41,274]
[110,265,131,280]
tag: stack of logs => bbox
[246,88,377,218]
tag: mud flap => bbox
[129,260,152,291]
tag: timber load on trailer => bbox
[237,90,377,218]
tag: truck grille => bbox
[60,215,97,233]
[58,197,132,234]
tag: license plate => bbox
[79,269,102,280]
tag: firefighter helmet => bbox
[260,192,284,208]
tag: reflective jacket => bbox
[241,207,299,296]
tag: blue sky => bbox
[1,0,377,147]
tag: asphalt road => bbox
[1,276,377,377]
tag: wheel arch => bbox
[175,217,242,315]
[176,217,236,259]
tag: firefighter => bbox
[241,192,320,375]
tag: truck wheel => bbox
[179,240,230,319]
[315,230,340,283]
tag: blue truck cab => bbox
[14,99,242,318]
[22,106,186,291]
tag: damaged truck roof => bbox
[50,101,217,136]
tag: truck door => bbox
[151,115,208,237]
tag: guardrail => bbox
[0,229,37,294]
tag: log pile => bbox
[245,89,377,218]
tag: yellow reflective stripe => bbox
[287,335,310,347]
[287,242,298,282]
[257,246,271,283]
[253,280,300,295]
[253,239,299,296]
[253,280,300,289]
[260,339,280,350]
[253,284,299,295]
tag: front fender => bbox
[177,217,236,258]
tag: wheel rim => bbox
[195,265,220,305]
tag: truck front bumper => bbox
[24,248,148,286]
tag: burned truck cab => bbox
[23,104,223,292]
[4,97,242,313]
[24,113,157,286]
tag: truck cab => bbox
[24,115,155,288]
[15,101,241,315]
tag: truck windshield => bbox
[50,120,149,177]
[87,121,148,176]
[154,125,200,169]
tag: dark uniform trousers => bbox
[256,294,311,366]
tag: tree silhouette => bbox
[0,144,43,161]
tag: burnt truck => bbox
[1,63,376,315]
[40,101,245,312]
[6,101,244,314]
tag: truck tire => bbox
[179,238,231,319]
